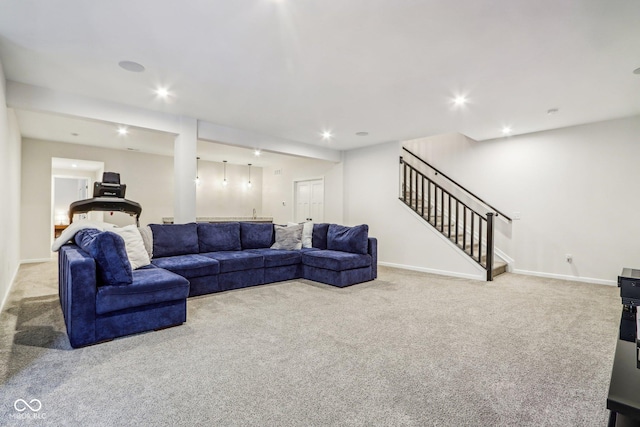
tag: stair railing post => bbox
[486,212,495,281]
[401,157,406,203]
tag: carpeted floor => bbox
[0,261,621,426]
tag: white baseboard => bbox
[512,268,617,286]
[379,261,485,281]
[0,263,20,314]
[21,258,55,264]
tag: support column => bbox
[174,116,198,224]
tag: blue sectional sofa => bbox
[58,222,377,348]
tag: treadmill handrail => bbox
[69,197,142,226]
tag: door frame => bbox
[292,177,324,223]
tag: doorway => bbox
[294,179,324,223]
[51,157,104,246]
[53,177,88,236]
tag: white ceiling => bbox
[2,0,640,155]
[16,109,297,167]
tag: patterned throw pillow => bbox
[271,224,303,250]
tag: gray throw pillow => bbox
[271,224,303,250]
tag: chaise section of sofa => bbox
[58,230,190,348]
[301,224,377,287]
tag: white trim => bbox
[21,258,55,264]
[379,261,485,281]
[494,247,514,270]
[512,268,616,286]
[0,264,21,314]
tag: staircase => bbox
[399,148,509,280]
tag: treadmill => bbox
[69,172,142,226]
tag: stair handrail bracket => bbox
[399,153,500,281]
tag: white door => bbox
[295,179,324,223]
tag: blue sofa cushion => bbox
[247,248,302,268]
[327,224,369,255]
[197,222,242,252]
[74,228,133,286]
[96,268,189,315]
[151,254,220,279]
[150,223,199,258]
[240,222,274,249]
[201,251,264,273]
[312,223,330,249]
[302,250,372,271]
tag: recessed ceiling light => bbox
[71,164,77,168]
[117,126,128,136]
[254,149,261,156]
[633,67,640,75]
[126,148,140,151]
[321,130,333,140]
[118,60,145,73]
[453,95,467,106]
[355,131,369,136]
[547,108,559,115]
[71,132,79,137]
[502,126,512,135]
[155,87,169,99]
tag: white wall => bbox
[195,160,262,218]
[0,59,22,313]
[343,141,485,280]
[403,116,640,284]
[21,139,264,261]
[262,156,344,225]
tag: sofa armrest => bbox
[368,237,377,279]
[58,245,97,348]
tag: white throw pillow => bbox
[288,221,314,248]
[111,224,151,269]
[301,222,314,248]
[138,225,153,259]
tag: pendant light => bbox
[247,163,252,188]
[223,160,228,186]
[195,157,200,185]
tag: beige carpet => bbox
[0,261,620,426]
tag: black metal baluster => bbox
[486,213,495,281]
[421,176,425,217]
[427,179,432,222]
[414,169,420,212]
[462,206,467,250]
[402,162,407,204]
[455,201,459,244]
[434,185,438,227]
[447,193,452,238]
[478,218,483,264]
[470,213,475,257]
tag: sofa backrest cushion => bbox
[312,223,330,249]
[74,228,133,286]
[327,224,369,255]
[149,223,199,258]
[240,222,274,249]
[198,222,242,252]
